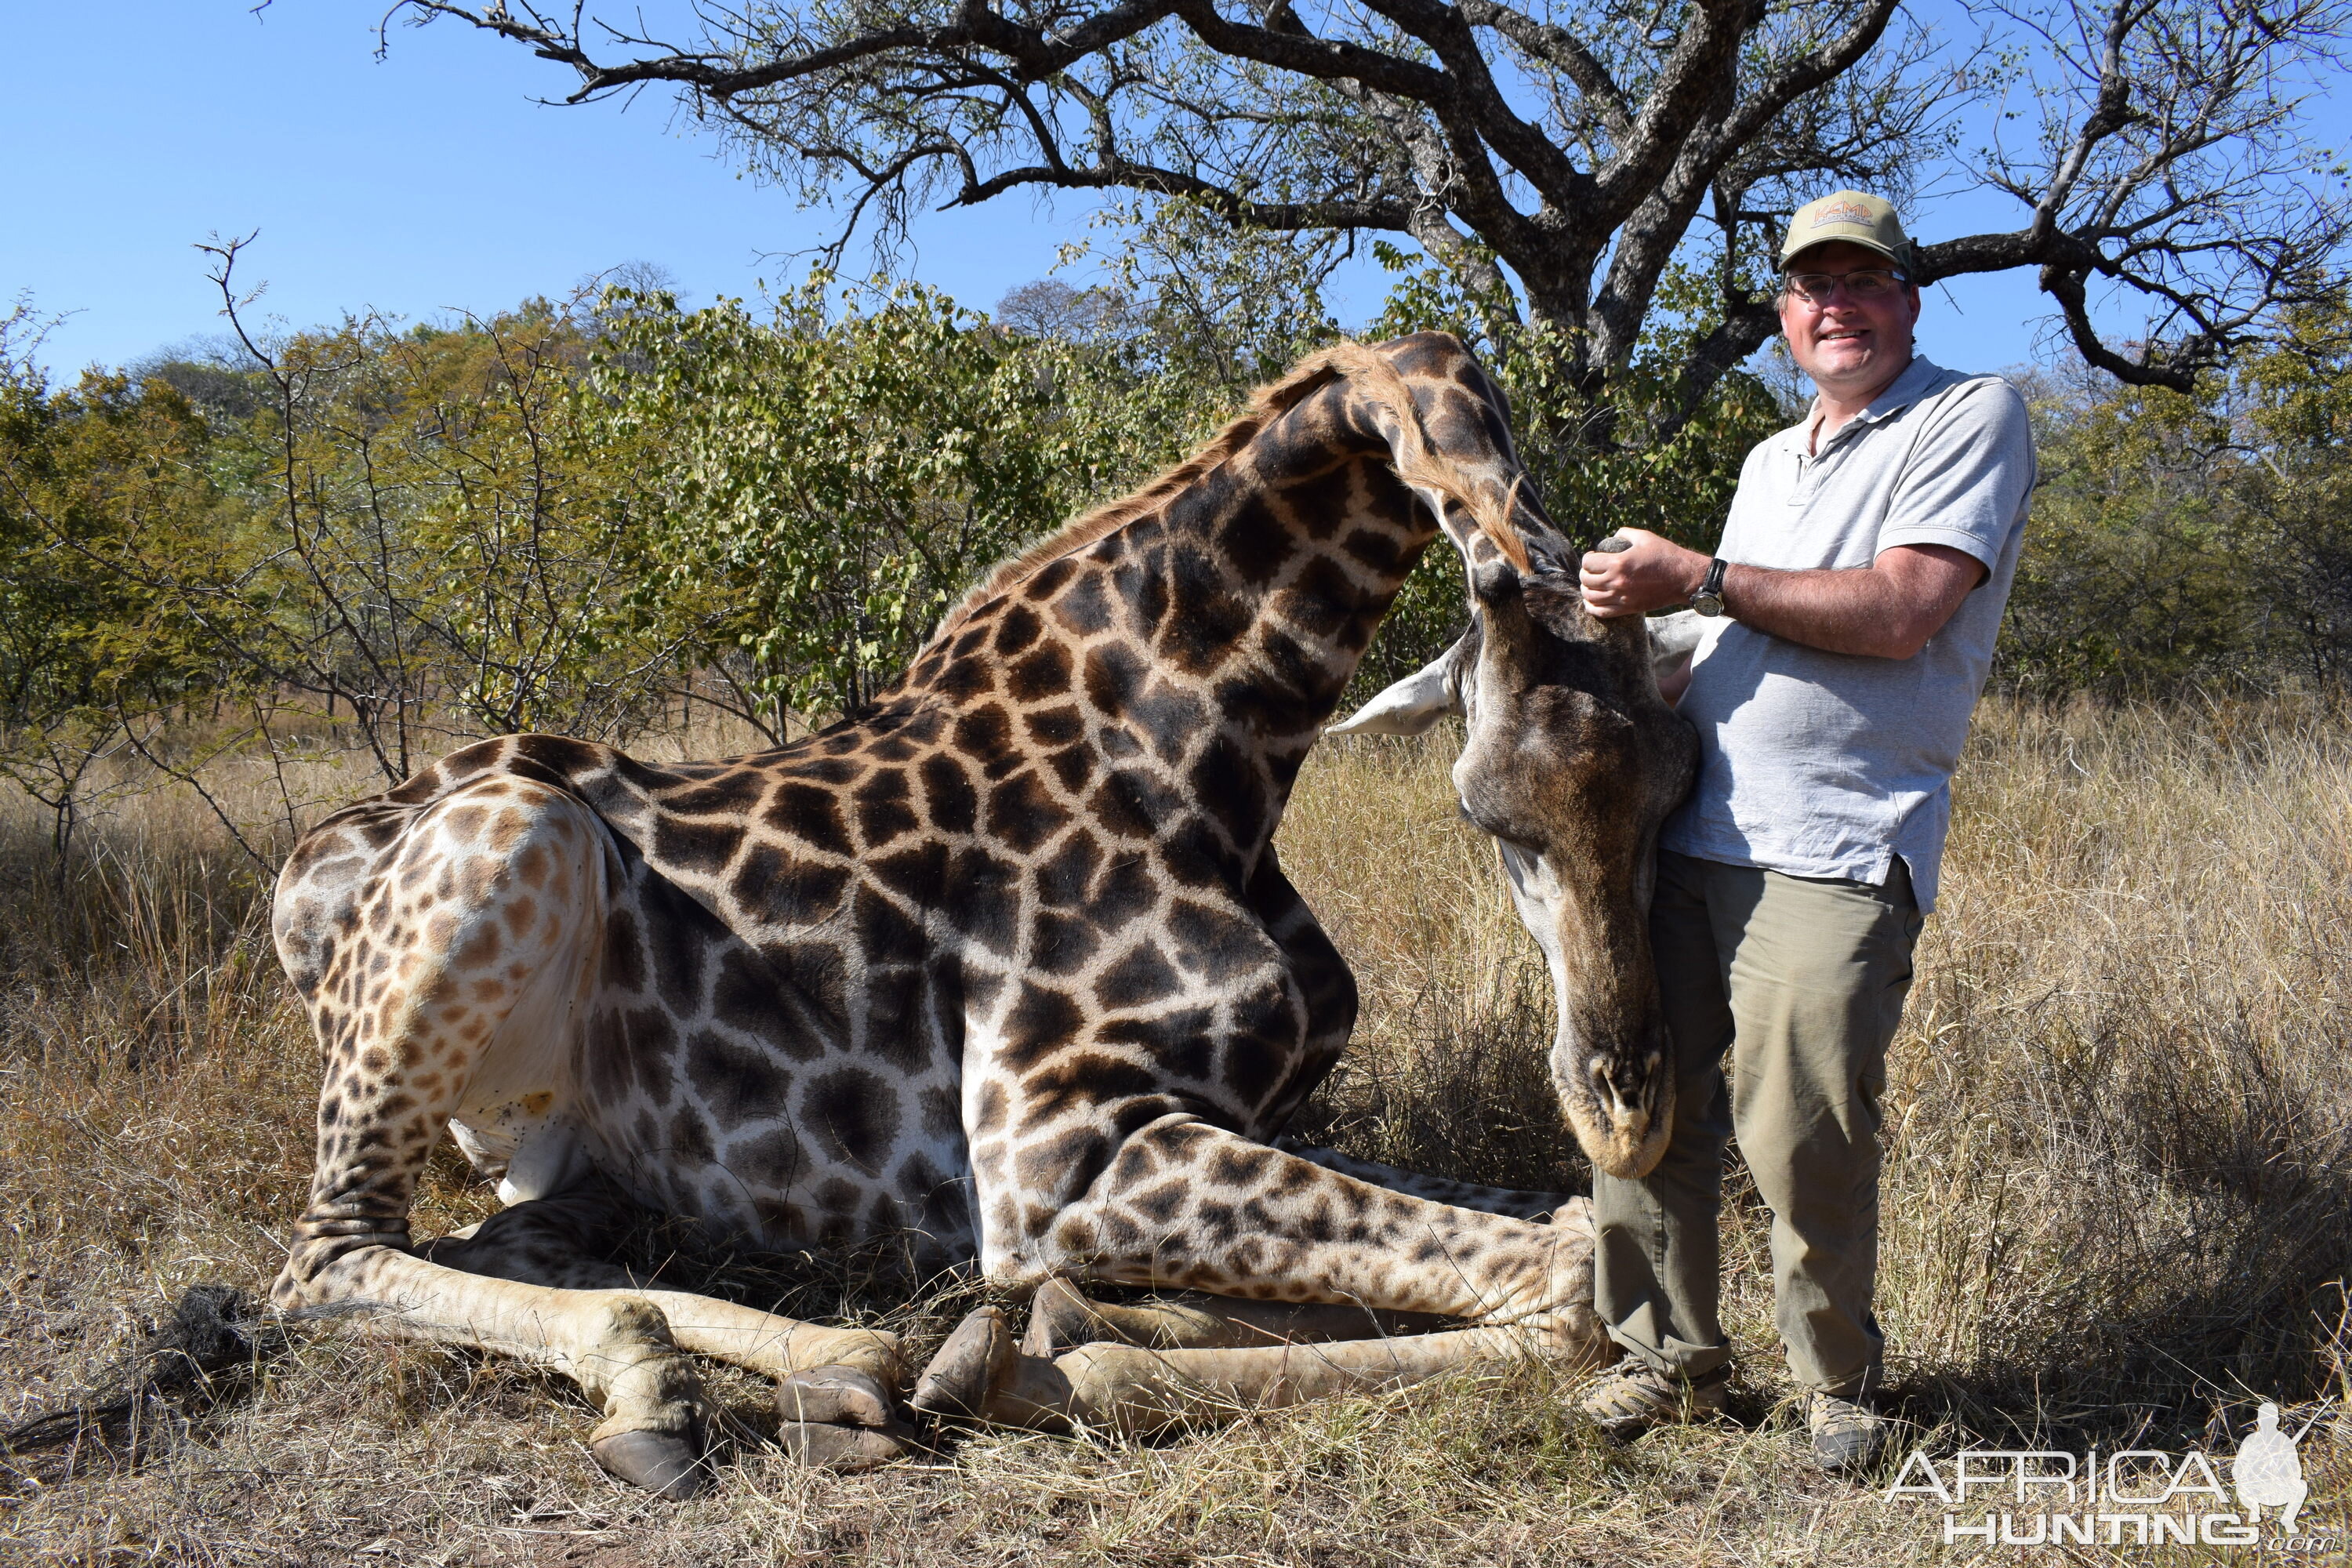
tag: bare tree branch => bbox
[393,0,2352,413]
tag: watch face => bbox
[1693,557,1727,617]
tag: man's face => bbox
[1778,239,1922,400]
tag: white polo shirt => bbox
[1660,355,2036,912]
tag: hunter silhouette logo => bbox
[2234,1401,2309,1530]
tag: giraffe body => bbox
[267,336,1694,1490]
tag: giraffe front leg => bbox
[919,1304,1600,1438]
[1049,1116,1599,1334]
[1281,1143,1573,1220]
[1019,1276,1447,1356]
[1053,1325,1588,1437]
[918,1115,1604,1431]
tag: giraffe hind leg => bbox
[273,776,732,1494]
[422,1178,919,1472]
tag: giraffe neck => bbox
[884,374,1445,868]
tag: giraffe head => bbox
[1330,491,1697,1181]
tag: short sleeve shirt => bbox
[1658,356,2035,912]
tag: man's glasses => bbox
[1781,269,1910,305]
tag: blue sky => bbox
[9,1,1092,372]
[0,1,2273,379]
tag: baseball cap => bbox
[1780,191,1913,271]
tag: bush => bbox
[2000,300,2352,693]
[586,274,1210,730]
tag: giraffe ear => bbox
[1645,609,1716,681]
[1327,632,1470,736]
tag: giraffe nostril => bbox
[1581,1054,1650,1121]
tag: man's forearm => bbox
[1719,563,1945,659]
[1577,529,1984,660]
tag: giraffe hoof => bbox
[909,1305,1015,1419]
[775,1419,917,1472]
[590,1428,710,1500]
[775,1365,902,1430]
[1020,1278,1106,1358]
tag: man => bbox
[1572,191,2035,1470]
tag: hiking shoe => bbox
[1806,1391,1889,1472]
[1575,1356,1730,1437]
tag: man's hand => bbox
[1579,528,1711,618]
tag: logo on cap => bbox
[1813,200,1875,228]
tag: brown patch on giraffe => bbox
[935,360,1343,637]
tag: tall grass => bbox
[0,699,2345,1563]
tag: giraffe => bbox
[264,333,1693,1497]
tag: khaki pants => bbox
[1591,850,1922,1397]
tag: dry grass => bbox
[2,699,2349,1564]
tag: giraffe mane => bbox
[1322,339,1535,575]
[928,338,1530,648]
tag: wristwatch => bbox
[1691,557,1729,617]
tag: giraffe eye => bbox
[1470,560,1519,604]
